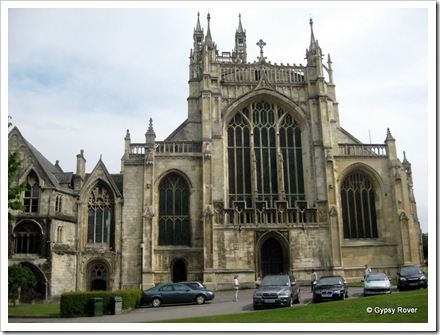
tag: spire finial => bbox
[257,39,266,62]
[309,17,316,46]
[237,13,244,33]
[195,11,202,32]
[205,12,213,46]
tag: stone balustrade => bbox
[338,144,387,156]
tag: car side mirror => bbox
[291,281,297,286]
[255,283,260,289]
[361,279,364,282]
[397,272,401,276]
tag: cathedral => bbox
[8,13,423,302]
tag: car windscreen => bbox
[261,276,289,286]
[400,267,422,276]
[366,273,388,282]
[318,277,343,285]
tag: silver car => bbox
[363,272,392,296]
[253,274,301,310]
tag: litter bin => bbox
[110,296,122,315]
[89,297,103,316]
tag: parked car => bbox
[362,272,392,296]
[397,265,427,291]
[179,281,206,290]
[253,274,301,310]
[312,275,348,303]
[140,283,215,307]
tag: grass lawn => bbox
[8,288,427,324]
[152,289,428,323]
[8,302,60,317]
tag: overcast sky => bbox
[2,1,434,235]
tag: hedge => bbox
[60,288,142,318]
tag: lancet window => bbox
[158,173,190,246]
[23,171,40,213]
[341,172,378,239]
[87,182,114,245]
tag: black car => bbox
[313,275,348,303]
[253,274,301,310]
[140,283,215,307]
[397,265,427,291]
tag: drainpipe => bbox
[75,198,82,291]
[119,198,124,290]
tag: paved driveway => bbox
[8,286,368,324]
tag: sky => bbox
[2,1,435,236]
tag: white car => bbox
[363,272,392,296]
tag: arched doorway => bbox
[172,259,187,283]
[256,231,290,278]
[89,262,109,291]
[261,238,284,276]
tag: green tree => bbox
[8,116,26,219]
[8,117,27,257]
[8,151,26,219]
[8,264,36,306]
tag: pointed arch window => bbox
[23,171,40,213]
[87,182,114,245]
[158,173,190,246]
[341,172,378,239]
[13,221,42,254]
[227,100,305,209]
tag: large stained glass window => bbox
[227,100,304,209]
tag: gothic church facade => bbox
[8,13,423,301]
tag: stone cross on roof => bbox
[256,39,267,62]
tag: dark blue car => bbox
[312,275,348,303]
[140,283,215,307]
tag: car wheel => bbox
[151,298,162,308]
[294,292,301,304]
[345,292,349,298]
[341,294,345,300]
[253,304,261,310]
[196,295,206,305]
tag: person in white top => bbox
[364,264,372,278]
[233,275,239,302]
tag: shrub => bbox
[60,288,142,318]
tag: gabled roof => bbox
[81,158,123,198]
[8,127,74,190]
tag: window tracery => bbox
[87,182,113,244]
[227,99,304,210]
[341,172,378,239]
[158,173,190,246]
[23,171,40,213]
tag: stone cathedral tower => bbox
[8,13,423,301]
[121,13,423,290]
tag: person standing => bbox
[364,264,372,278]
[311,269,317,292]
[233,275,239,302]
